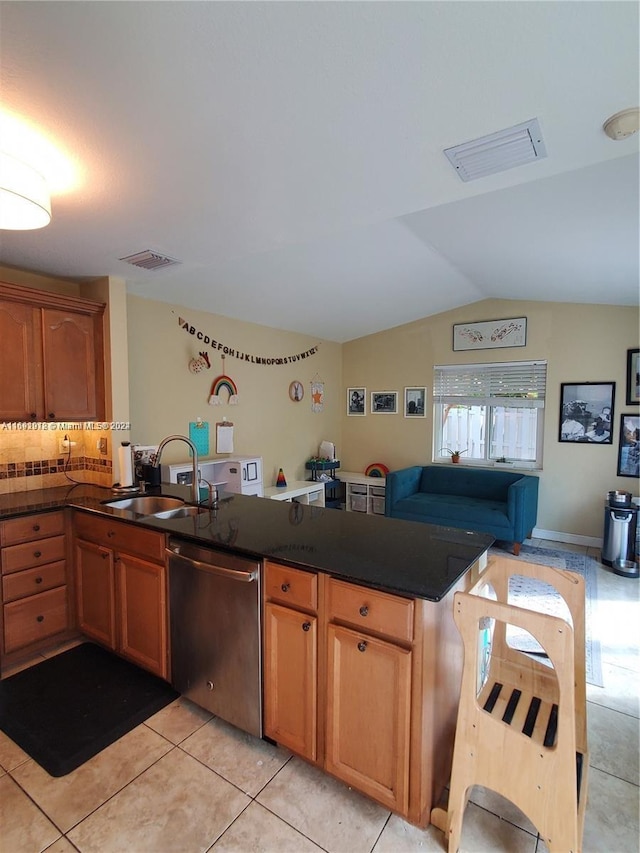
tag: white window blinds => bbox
[433,361,547,408]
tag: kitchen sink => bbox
[102,496,185,514]
[149,506,207,520]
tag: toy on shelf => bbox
[364,462,389,478]
[276,468,287,488]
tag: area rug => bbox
[0,642,179,777]
[488,544,604,687]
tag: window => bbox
[433,360,547,469]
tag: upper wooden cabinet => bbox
[0,282,106,422]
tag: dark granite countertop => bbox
[0,483,493,601]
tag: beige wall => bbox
[342,298,639,542]
[126,296,342,486]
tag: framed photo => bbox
[453,317,527,351]
[626,349,640,405]
[371,391,398,414]
[347,387,366,416]
[404,386,426,418]
[617,414,640,478]
[559,382,615,444]
[289,380,304,402]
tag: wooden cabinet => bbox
[264,561,318,760]
[76,539,116,648]
[263,559,471,828]
[73,512,168,678]
[325,578,413,813]
[0,282,105,422]
[0,511,72,661]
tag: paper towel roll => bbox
[118,443,134,487]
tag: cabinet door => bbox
[264,602,317,760]
[117,552,168,679]
[0,299,42,421]
[325,624,411,813]
[75,539,116,649]
[41,308,100,420]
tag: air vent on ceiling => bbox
[444,118,547,182]
[119,250,181,271]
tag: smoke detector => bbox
[603,108,640,141]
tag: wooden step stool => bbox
[431,555,589,852]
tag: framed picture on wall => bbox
[371,391,398,414]
[559,382,615,444]
[617,414,640,477]
[347,387,366,416]
[404,387,426,417]
[626,349,640,405]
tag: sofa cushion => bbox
[419,466,521,501]
[394,493,512,532]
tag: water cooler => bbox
[602,491,638,578]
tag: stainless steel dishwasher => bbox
[166,537,262,738]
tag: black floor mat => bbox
[0,642,179,777]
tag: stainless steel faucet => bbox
[152,434,200,504]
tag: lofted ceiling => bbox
[0,1,638,343]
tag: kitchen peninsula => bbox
[0,483,493,828]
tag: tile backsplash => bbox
[0,425,113,493]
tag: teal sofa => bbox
[384,465,539,554]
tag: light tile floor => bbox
[1,540,638,853]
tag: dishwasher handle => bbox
[166,546,258,582]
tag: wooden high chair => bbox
[431,555,588,853]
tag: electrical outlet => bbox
[59,437,76,454]
[97,437,108,455]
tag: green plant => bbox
[440,447,467,459]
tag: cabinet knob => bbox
[33,550,42,558]
[302,621,311,632]
[48,412,55,419]
[101,552,109,559]
[207,680,214,691]
[359,605,369,617]
[107,530,115,538]
[357,640,368,652]
[32,524,40,532]
[35,576,43,584]
[37,615,44,623]
[30,412,37,420]
[281,583,290,593]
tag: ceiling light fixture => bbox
[603,108,640,140]
[0,151,51,230]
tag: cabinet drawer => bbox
[265,561,317,611]
[1,511,65,546]
[1,535,66,575]
[74,513,165,563]
[2,560,66,602]
[327,578,414,644]
[3,586,68,653]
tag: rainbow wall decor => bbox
[365,463,389,478]
[208,375,239,405]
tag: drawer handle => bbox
[281,583,290,593]
[357,640,367,652]
[302,621,311,632]
[34,550,42,558]
[107,531,115,538]
[33,524,40,532]
[37,615,44,623]
[359,605,369,617]
[35,576,43,584]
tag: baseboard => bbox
[532,527,602,549]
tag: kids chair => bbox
[431,555,588,853]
